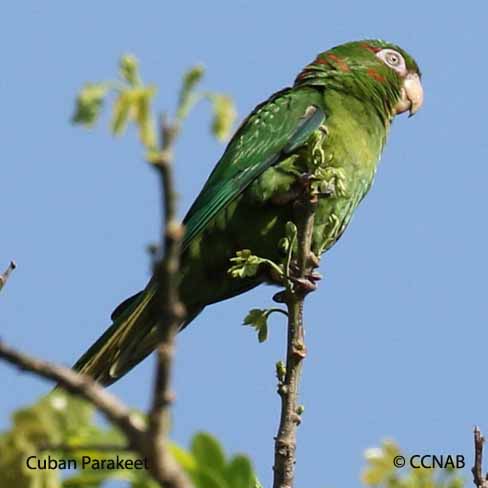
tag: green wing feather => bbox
[182,87,325,249]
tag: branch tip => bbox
[0,260,17,291]
[472,426,488,488]
[273,188,317,488]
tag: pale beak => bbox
[394,72,424,117]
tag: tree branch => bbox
[472,426,488,488]
[0,118,191,488]
[0,340,190,487]
[0,260,16,292]
[0,340,146,449]
[273,195,317,488]
[145,113,189,487]
[0,60,233,488]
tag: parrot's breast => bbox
[310,89,388,255]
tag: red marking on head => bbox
[314,56,329,65]
[327,53,351,72]
[361,42,381,53]
[295,71,307,81]
[367,68,385,82]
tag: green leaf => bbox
[191,432,226,474]
[360,439,465,488]
[207,93,236,142]
[191,469,228,488]
[228,250,283,280]
[0,393,96,488]
[134,87,157,149]
[362,441,400,486]
[63,469,131,488]
[131,470,161,488]
[177,65,205,120]
[243,309,269,343]
[225,455,254,488]
[111,91,132,135]
[119,54,139,86]
[72,83,108,126]
[170,443,198,473]
[243,308,287,343]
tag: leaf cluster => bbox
[72,56,236,155]
[227,250,283,281]
[0,393,259,488]
[229,222,295,343]
[362,440,464,488]
[0,392,95,488]
[173,432,257,488]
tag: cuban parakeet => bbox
[74,39,423,385]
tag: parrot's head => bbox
[295,39,423,119]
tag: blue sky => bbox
[2,1,487,487]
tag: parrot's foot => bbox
[307,270,322,282]
[292,277,317,293]
[291,270,322,293]
[297,172,315,193]
[271,173,333,206]
[272,271,321,302]
[272,173,315,206]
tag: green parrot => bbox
[73,39,423,385]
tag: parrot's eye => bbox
[376,49,407,75]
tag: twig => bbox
[0,341,191,486]
[0,117,191,488]
[0,68,193,487]
[0,341,146,450]
[0,260,16,292]
[145,114,189,487]
[273,196,317,488]
[472,426,488,488]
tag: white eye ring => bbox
[376,48,407,75]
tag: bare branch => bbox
[0,260,16,292]
[472,426,488,488]
[145,113,189,488]
[273,195,317,488]
[0,338,191,487]
[0,340,146,448]
[0,62,204,488]
[0,109,191,488]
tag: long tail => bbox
[73,282,200,386]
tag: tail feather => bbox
[73,283,160,386]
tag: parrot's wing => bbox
[182,87,325,249]
[69,89,325,386]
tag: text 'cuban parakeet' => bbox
[73,39,423,385]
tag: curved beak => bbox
[394,72,424,117]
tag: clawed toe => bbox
[273,290,287,303]
[307,270,322,282]
[291,276,317,293]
